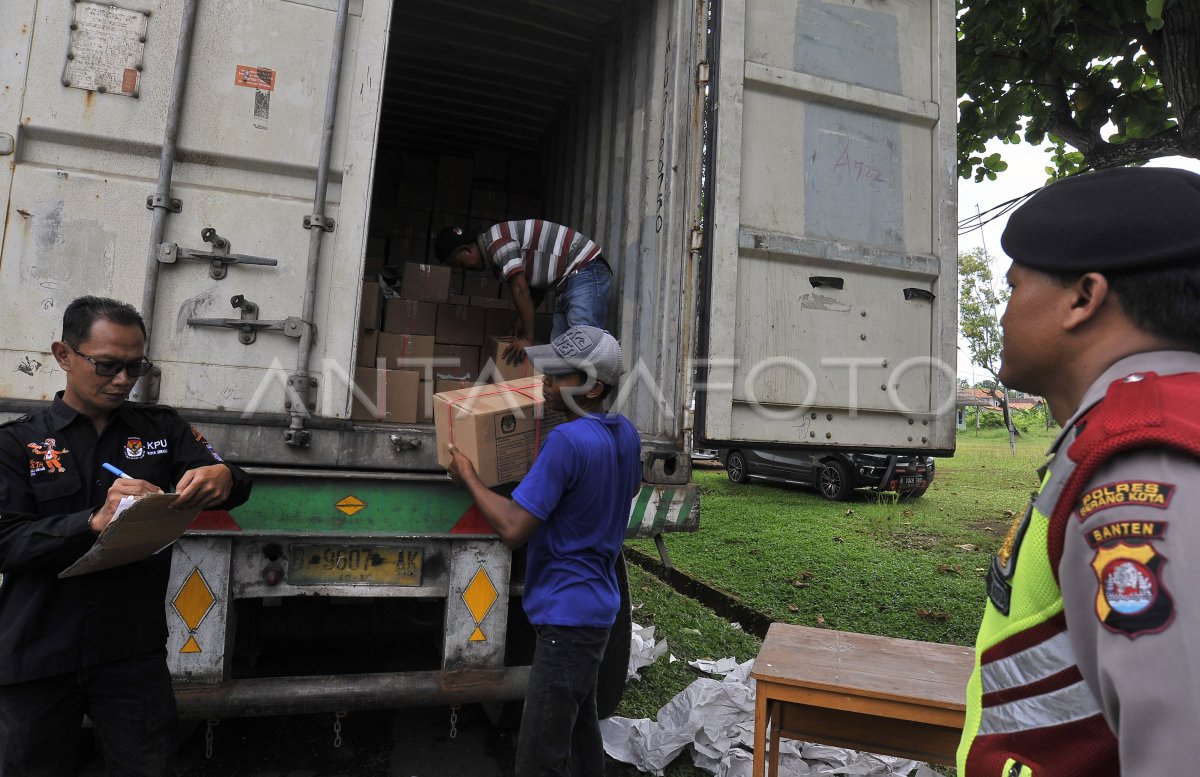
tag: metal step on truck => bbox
[0,0,957,722]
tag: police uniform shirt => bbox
[0,393,252,684]
[1048,351,1200,776]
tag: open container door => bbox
[699,0,957,454]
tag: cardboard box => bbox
[417,382,436,423]
[462,274,502,298]
[360,281,382,330]
[485,308,516,340]
[395,181,434,211]
[350,368,420,423]
[433,343,481,381]
[447,293,472,306]
[355,328,379,369]
[376,333,436,373]
[435,182,471,214]
[434,377,568,486]
[436,304,487,347]
[400,263,452,303]
[437,154,474,184]
[485,336,541,383]
[382,298,438,335]
[471,296,510,310]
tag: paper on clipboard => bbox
[59,493,201,578]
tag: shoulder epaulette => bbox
[0,414,34,429]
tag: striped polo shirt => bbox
[479,220,603,290]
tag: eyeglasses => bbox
[66,343,154,378]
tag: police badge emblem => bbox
[1087,521,1173,638]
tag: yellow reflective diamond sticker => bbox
[462,567,498,633]
[180,635,202,654]
[172,566,215,632]
[336,496,366,516]
[469,627,486,642]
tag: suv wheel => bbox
[817,460,851,500]
[726,451,749,484]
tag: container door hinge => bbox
[0,133,14,156]
[696,62,710,86]
[160,227,281,280]
[285,374,319,414]
[690,227,704,252]
[187,295,307,345]
[146,193,182,213]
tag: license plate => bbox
[899,476,922,488]
[287,544,423,586]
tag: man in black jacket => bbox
[0,296,253,776]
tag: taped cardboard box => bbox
[462,274,502,298]
[351,368,420,423]
[432,343,481,380]
[360,281,382,330]
[382,298,437,335]
[376,333,436,373]
[485,308,515,341]
[400,262,452,303]
[434,378,567,487]
[355,329,379,370]
[486,336,541,383]
[436,304,487,347]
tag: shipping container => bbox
[0,0,956,717]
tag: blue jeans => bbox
[516,624,610,777]
[553,259,612,339]
[0,654,177,777]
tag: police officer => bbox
[958,167,1200,776]
[0,296,253,776]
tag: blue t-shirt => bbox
[512,413,642,627]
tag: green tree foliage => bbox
[958,0,1200,181]
[959,249,1019,435]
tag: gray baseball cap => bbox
[524,326,623,387]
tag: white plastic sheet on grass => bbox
[601,657,941,777]
[628,622,671,680]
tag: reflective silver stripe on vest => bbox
[979,631,1076,693]
[977,679,1103,735]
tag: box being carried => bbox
[434,377,567,487]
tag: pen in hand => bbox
[102,462,133,480]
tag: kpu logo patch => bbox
[125,437,144,459]
[1087,521,1173,638]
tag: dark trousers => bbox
[0,654,177,777]
[515,624,610,777]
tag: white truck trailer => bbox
[0,0,957,718]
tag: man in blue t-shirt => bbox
[445,326,641,777]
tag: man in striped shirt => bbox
[436,220,612,365]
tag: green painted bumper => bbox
[190,475,698,538]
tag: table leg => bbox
[753,688,769,777]
[768,701,782,777]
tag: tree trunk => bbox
[1160,0,1200,154]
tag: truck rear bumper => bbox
[174,666,531,719]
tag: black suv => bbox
[718,447,934,500]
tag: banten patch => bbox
[1077,480,1174,520]
[1085,520,1167,549]
[1091,539,1173,638]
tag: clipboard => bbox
[59,493,201,578]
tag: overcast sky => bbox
[954,142,1200,382]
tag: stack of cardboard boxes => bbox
[351,151,553,423]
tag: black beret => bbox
[1000,166,1200,273]
[434,225,476,262]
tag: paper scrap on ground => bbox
[602,657,940,777]
[628,622,671,680]
[59,493,200,578]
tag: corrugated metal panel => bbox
[544,0,704,447]
[382,0,632,156]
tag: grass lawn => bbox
[609,427,1058,775]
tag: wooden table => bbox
[751,623,974,777]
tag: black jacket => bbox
[0,394,252,683]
